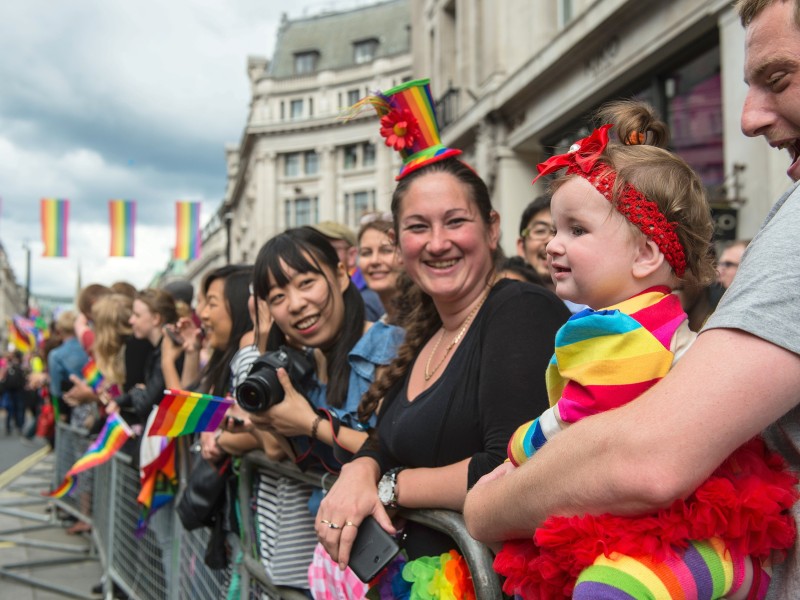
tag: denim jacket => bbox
[295,319,405,471]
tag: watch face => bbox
[377,476,393,504]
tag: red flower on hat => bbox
[379,109,421,152]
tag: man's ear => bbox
[632,238,667,279]
[336,261,351,293]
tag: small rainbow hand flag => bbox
[109,199,136,257]
[148,389,234,437]
[40,198,69,257]
[81,358,104,392]
[174,201,201,261]
[48,475,77,499]
[48,413,133,497]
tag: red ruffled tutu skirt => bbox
[494,437,799,599]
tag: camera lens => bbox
[236,370,284,412]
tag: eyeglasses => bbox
[521,224,557,241]
[718,261,740,270]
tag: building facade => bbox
[0,242,28,348]
[413,0,792,256]
[222,0,412,266]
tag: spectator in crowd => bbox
[2,350,28,435]
[314,78,568,594]
[107,289,178,424]
[463,3,800,598]
[310,220,385,321]
[163,265,257,460]
[517,195,585,313]
[498,255,544,286]
[48,310,89,425]
[357,212,402,323]
[74,283,111,354]
[244,227,405,594]
[717,239,750,289]
[516,194,555,287]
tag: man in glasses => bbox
[516,195,555,289]
[717,239,750,289]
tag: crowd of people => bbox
[3,1,800,598]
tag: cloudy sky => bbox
[0,0,353,302]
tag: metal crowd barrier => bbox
[51,422,502,599]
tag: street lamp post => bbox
[224,212,234,264]
[23,243,31,317]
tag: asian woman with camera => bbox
[236,227,403,593]
[246,226,404,468]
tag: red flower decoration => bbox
[379,108,421,152]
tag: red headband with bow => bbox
[534,124,687,278]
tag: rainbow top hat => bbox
[346,78,462,180]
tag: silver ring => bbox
[327,522,341,530]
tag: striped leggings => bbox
[572,538,769,600]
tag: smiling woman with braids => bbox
[314,80,569,596]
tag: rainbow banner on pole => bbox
[109,199,135,257]
[174,201,201,261]
[148,389,233,437]
[49,413,133,497]
[40,198,69,257]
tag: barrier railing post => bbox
[236,451,504,599]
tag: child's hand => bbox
[473,461,516,487]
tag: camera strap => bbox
[291,407,350,474]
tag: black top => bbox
[365,278,570,487]
[123,336,154,392]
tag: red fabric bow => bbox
[534,124,613,183]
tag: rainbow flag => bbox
[109,199,135,257]
[81,358,104,392]
[174,201,201,260]
[148,389,233,437]
[49,414,133,497]
[40,198,69,257]
[136,437,178,536]
[7,318,34,352]
[48,475,77,499]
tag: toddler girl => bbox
[495,101,797,600]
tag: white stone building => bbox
[222,0,413,266]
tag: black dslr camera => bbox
[235,346,315,412]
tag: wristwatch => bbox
[377,467,405,508]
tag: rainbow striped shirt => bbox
[509,287,688,465]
